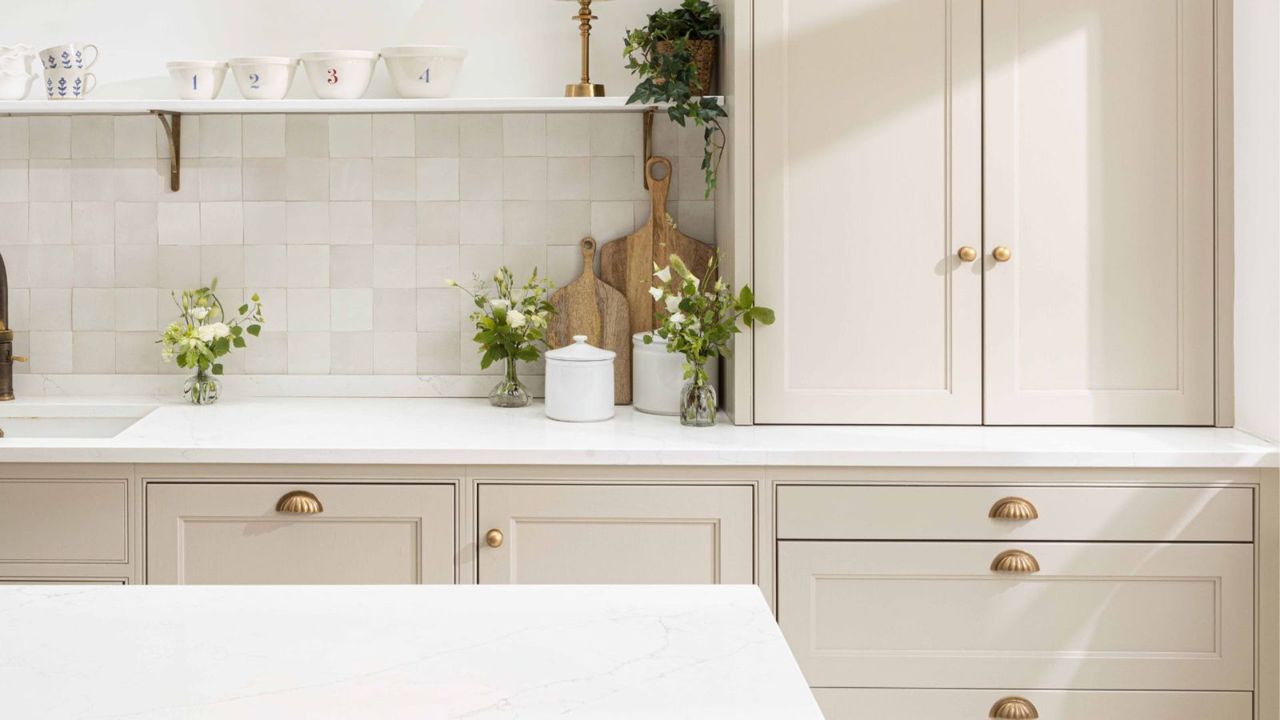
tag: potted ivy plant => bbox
[625,0,726,197]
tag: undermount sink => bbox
[0,405,156,439]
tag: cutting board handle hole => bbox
[646,156,672,183]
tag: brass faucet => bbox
[0,251,27,401]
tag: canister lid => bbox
[546,335,616,363]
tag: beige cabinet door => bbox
[778,541,1253,690]
[147,483,455,585]
[477,484,754,584]
[814,689,1253,720]
[983,0,1216,424]
[753,0,983,424]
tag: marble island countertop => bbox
[0,396,1274,467]
[0,584,821,719]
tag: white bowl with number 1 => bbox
[381,46,467,98]
[299,50,379,100]
[166,61,227,100]
[227,57,297,100]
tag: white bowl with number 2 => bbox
[381,46,467,99]
[300,50,379,100]
[227,57,297,100]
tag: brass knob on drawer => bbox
[276,490,323,514]
[992,246,1013,262]
[989,497,1039,521]
[990,549,1040,574]
[485,529,504,548]
[989,697,1039,719]
[957,246,978,262]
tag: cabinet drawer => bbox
[0,480,128,563]
[147,483,454,585]
[478,484,754,584]
[777,485,1252,542]
[814,689,1252,720]
[778,541,1253,690]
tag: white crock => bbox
[544,335,616,423]
[381,45,467,98]
[632,332,718,416]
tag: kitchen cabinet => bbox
[753,0,1219,426]
[146,483,455,584]
[477,484,754,584]
[0,479,128,563]
[813,689,1253,720]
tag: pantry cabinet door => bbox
[753,0,983,424]
[477,484,754,584]
[983,0,1216,424]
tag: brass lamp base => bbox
[565,82,606,97]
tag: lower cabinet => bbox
[477,484,754,584]
[146,483,455,584]
[813,689,1253,720]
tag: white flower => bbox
[506,310,527,329]
[654,266,672,283]
[190,307,209,320]
[714,280,726,292]
[648,286,664,302]
[197,322,231,343]
[490,298,510,310]
[664,295,680,313]
[669,311,686,326]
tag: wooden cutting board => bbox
[547,237,632,404]
[600,156,717,335]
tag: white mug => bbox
[44,68,96,100]
[40,43,98,71]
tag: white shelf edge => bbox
[0,97,693,115]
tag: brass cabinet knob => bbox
[957,246,978,262]
[989,497,1039,521]
[990,697,1039,719]
[276,490,323,514]
[992,246,1013,262]
[990,549,1040,574]
[485,528,504,548]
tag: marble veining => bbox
[0,585,822,720]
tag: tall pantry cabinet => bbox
[752,0,1218,426]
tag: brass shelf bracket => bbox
[152,110,182,192]
[643,106,657,189]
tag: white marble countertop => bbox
[0,584,821,719]
[0,396,1274,467]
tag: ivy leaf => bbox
[211,363,224,375]
[246,324,261,337]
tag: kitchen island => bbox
[0,584,821,719]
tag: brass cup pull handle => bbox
[957,246,978,262]
[11,356,27,363]
[990,696,1039,719]
[991,549,1040,574]
[485,528,504,548]
[989,497,1039,521]
[276,490,323,514]
[992,246,1013,262]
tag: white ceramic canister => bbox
[166,60,227,100]
[227,56,297,100]
[544,335,616,423]
[632,332,718,416]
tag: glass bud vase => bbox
[489,356,531,408]
[184,367,221,406]
[680,379,718,427]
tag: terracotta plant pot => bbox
[655,38,718,96]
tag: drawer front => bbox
[147,483,454,585]
[777,485,1253,542]
[814,689,1253,720]
[478,484,754,584]
[778,541,1253,690]
[0,480,128,563]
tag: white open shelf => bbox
[0,97,669,115]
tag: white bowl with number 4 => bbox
[381,46,467,98]
[300,50,379,100]
[227,57,297,100]
[166,61,226,100]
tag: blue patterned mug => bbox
[40,44,98,100]
[40,43,98,71]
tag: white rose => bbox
[507,310,527,329]
[664,296,680,313]
[197,322,231,343]
[490,298,510,310]
[654,266,672,283]
[648,286,664,302]
[190,307,209,320]
[669,312,686,326]
[196,325,216,343]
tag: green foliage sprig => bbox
[448,268,555,369]
[159,278,264,375]
[645,254,774,387]
[625,0,727,197]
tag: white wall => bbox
[1234,0,1280,443]
[5,0,659,99]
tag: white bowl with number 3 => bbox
[381,46,467,99]
[227,57,297,100]
[166,61,227,100]
[300,50,379,100]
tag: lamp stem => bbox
[566,0,605,97]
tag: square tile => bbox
[243,202,286,245]
[675,200,715,242]
[158,203,201,245]
[114,288,157,331]
[29,331,72,373]
[589,114,643,157]
[547,157,590,200]
[29,289,71,330]
[503,114,546,156]
[460,158,503,201]
[417,201,460,245]
[286,245,330,287]
[329,201,372,244]
[115,331,160,373]
[458,114,503,157]
[286,115,329,158]
[590,156,635,200]
[329,158,373,200]
[157,246,202,290]
[458,245,502,285]
[373,245,417,288]
[242,114,286,157]
[0,117,30,159]
[546,114,590,157]
[373,331,416,374]
[503,202,547,246]
[372,201,416,245]
[416,288,458,331]
[29,202,71,245]
[71,201,114,245]
[28,159,70,200]
[244,331,288,373]
[200,202,244,245]
[70,117,113,158]
[286,157,330,200]
[415,115,459,158]
[503,157,547,201]
[329,332,373,374]
[73,245,114,287]
[72,287,114,330]
[417,331,460,374]
[330,288,373,331]
[70,159,116,201]
[0,202,26,245]
[373,157,416,201]
[244,245,289,288]
[590,201,634,241]
[416,245,459,288]
[502,245,546,284]
[114,116,157,159]
[329,114,372,158]
[287,288,331,331]
[114,245,158,288]
[459,201,503,245]
[286,202,329,245]
[28,117,68,159]
[200,245,245,287]
[417,158,459,201]
[112,159,159,202]
[372,115,415,157]
[199,115,242,158]
[242,158,287,201]
[373,288,416,331]
[0,160,27,201]
[198,158,243,201]
[330,245,373,287]
[71,331,115,373]
[287,331,330,373]
[546,201,591,245]
[114,202,158,244]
